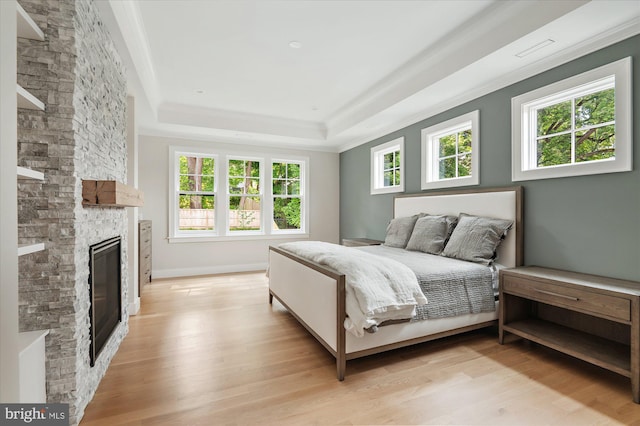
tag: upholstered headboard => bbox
[394,187,523,268]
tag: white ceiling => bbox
[97,0,640,152]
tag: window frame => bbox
[170,149,219,238]
[226,156,264,235]
[370,137,405,195]
[271,159,306,234]
[421,110,480,190]
[169,146,309,242]
[511,57,632,181]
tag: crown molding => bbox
[102,0,637,154]
[157,102,327,141]
[336,17,640,153]
[325,1,588,139]
[138,125,338,153]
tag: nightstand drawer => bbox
[503,275,630,322]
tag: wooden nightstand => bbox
[499,266,640,403]
[341,238,383,247]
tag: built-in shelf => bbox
[18,243,45,256]
[18,329,49,403]
[17,166,44,180]
[82,180,144,207]
[17,84,45,111]
[18,329,49,354]
[16,2,44,41]
[6,0,48,405]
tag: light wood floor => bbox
[81,272,640,425]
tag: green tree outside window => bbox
[536,88,615,167]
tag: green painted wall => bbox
[340,35,640,282]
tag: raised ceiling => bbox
[98,0,640,152]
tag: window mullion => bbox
[571,97,576,164]
[396,151,400,186]
[391,152,395,186]
[455,131,460,178]
[432,137,439,182]
[218,157,228,235]
[577,120,615,132]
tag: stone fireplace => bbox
[16,0,129,424]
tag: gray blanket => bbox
[357,245,496,321]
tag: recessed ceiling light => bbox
[195,89,204,94]
[515,39,555,58]
[289,41,302,49]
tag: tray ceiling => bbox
[97,0,640,152]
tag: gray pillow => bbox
[383,214,420,248]
[406,215,458,255]
[441,213,513,265]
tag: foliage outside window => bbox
[228,158,262,232]
[178,154,216,232]
[421,110,479,190]
[535,87,614,167]
[170,147,308,241]
[272,161,303,231]
[371,137,404,195]
[512,57,632,181]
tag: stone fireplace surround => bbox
[17,0,129,424]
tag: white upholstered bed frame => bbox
[268,186,523,380]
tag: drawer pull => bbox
[535,289,579,301]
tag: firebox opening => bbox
[88,236,122,367]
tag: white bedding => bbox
[278,241,427,337]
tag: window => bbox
[177,153,216,233]
[169,146,308,241]
[228,158,262,233]
[272,160,304,232]
[371,137,404,195]
[512,57,632,181]
[421,110,479,190]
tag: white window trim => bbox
[370,137,405,195]
[226,155,264,235]
[168,146,309,242]
[271,158,308,235]
[169,147,220,239]
[421,110,480,190]
[511,57,632,181]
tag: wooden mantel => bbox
[82,180,144,207]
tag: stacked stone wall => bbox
[17,1,128,424]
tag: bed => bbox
[268,186,523,380]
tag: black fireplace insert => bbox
[88,236,122,367]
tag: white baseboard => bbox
[128,297,140,316]
[152,262,269,279]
